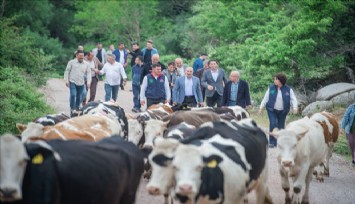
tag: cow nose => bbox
[0,188,17,199]
[179,184,192,194]
[147,186,160,195]
[282,161,292,167]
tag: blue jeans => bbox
[81,83,87,104]
[267,109,287,146]
[69,82,84,110]
[227,100,237,106]
[132,84,141,110]
[104,83,119,102]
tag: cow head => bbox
[271,127,308,168]
[128,119,144,145]
[147,137,180,196]
[0,134,29,202]
[143,120,169,148]
[172,144,203,199]
[17,122,44,142]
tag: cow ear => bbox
[203,155,223,168]
[26,140,62,162]
[296,128,309,140]
[16,123,27,133]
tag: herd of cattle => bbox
[0,101,339,204]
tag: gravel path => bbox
[40,78,355,204]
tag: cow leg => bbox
[291,166,308,204]
[280,168,291,204]
[314,163,324,182]
[324,144,333,177]
[301,167,313,204]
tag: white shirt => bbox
[260,87,298,111]
[211,70,219,81]
[99,62,127,86]
[184,77,193,96]
[119,50,124,65]
[140,75,171,101]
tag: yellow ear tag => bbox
[207,159,217,168]
[32,154,44,164]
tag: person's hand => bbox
[126,49,130,53]
[122,80,127,86]
[293,109,298,114]
[65,82,69,87]
[140,100,145,105]
[172,102,177,106]
[165,100,170,104]
[95,69,99,74]
[87,83,90,89]
[199,102,204,107]
[207,85,214,91]
[258,108,263,115]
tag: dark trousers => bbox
[147,98,165,108]
[201,87,206,102]
[183,96,197,107]
[132,84,141,110]
[88,77,98,102]
[206,92,223,107]
[267,109,287,146]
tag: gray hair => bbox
[230,70,240,77]
[106,53,116,60]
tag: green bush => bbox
[0,67,54,134]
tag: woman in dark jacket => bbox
[258,73,298,148]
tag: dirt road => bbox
[41,78,355,204]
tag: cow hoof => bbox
[285,197,291,204]
[312,170,317,175]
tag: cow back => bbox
[164,111,220,127]
[321,112,339,143]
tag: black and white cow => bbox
[128,109,171,147]
[147,119,272,204]
[16,113,70,133]
[72,101,128,140]
[0,134,144,204]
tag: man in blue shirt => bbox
[132,56,144,112]
[193,53,207,73]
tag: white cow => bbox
[271,116,328,204]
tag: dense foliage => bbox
[0,67,54,134]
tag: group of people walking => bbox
[63,39,355,160]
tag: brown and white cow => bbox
[147,103,174,114]
[17,114,122,142]
[310,111,339,180]
[270,116,328,204]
